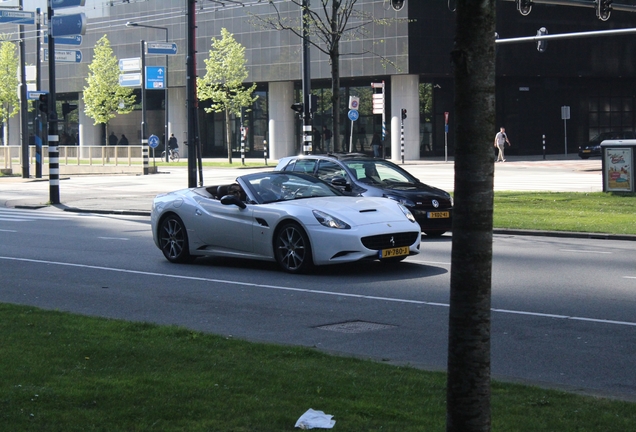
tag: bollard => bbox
[542,134,546,160]
[263,139,268,166]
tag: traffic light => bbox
[516,0,532,16]
[62,102,78,117]
[597,0,612,21]
[401,108,407,120]
[290,102,303,114]
[390,0,405,12]
[38,93,48,113]
[536,27,548,53]
[310,94,318,113]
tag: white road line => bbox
[560,249,611,254]
[1,255,635,328]
[98,237,130,241]
[0,229,17,232]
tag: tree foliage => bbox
[0,38,19,128]
[83,35,135,143]
[198,28,257,163]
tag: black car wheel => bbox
[274,222,313,273]
[159,214,192,263]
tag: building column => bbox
[168,86,187,158]
[268,81,295,160]
[78,95,101,149]
[390,75,420,161]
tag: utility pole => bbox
[19,0,28,178]
[47,0,59,204]
[186,0,198,187]
[301,0,312,155]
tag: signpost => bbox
[44,33,82,45]
[145,66,165,89]
[51,12,86,37]
[0,10,35,24]
[118,73,142,87]
[51,0,86,8]
[146,41,178,55]
[348,109,359,153]
[43,48,82,63]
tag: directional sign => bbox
[145,66,165,89]
[51,13,87,37]
[119,57,141,72]
[0,10,35,25]
[44,33,82,46]
[44,49,82,63]
[27,91,48,101]
[51,0,86,9]
[348,109,359,122]
[148,135,160,149]
[146,42,178,55]
[119,73,142,88]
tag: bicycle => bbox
[160,148,180,162]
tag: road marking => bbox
[98,237,130,241]
[1,255,635,328]
[0,229,17,232]
[560,249,611,254]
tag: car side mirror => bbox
[331,176,351,191]
[220,195,247,209]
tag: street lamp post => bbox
[126,22,169,162]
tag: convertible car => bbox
[151,172,422,273]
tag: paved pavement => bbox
[0,155,605,215]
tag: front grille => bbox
[361,232,419,250]
[413,197,452,210]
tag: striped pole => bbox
[240,126,245,166]
[263,139,268,165]
[47,1,59,204]
[400,116,405,164]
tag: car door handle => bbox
[195,209,202,216]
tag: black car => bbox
[579,131,636,159]
[275,153,453,236]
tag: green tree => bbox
[254,0,406,152]
[197,28,257,164]
[0,38,19,146]
[446,1,496,431]
[83,35,135,145]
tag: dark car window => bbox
[316,160,346,182]
[287,159,317,174]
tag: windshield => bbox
[243,172,343,203]
[342,160,416,186]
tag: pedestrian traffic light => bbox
[290,102,303,114]
[401,108,407,120]
[38,93,48,113]
[597,0,612,21]
[390,0,405,11]
[516,0,532,16]
[536,27,548,53]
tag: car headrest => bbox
[216,185,229,198]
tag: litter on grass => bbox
[295,408,335,429]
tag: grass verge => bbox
[1,304,635,431]
[494,192,636,235]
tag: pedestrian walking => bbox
[371,132,382,158]
[322,126,332,153]
[494,127,511,162]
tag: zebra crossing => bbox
[0,208,92,223]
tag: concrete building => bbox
[5,0,636,161]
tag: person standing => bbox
[371,132,382,158]
[108,131,118,146]
[322,126,332,153]
[118,134,129,145]
[494,127,511,162]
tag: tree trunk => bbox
[446,1,496,432]
[226,108,232,164]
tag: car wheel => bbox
[274,222,313,273]
[158,214,192,263]
[424,230,446,237]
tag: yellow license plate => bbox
[583,149,591,153]
[428,211,450,219]
[379,246,410,258]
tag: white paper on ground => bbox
[294,408,336,429]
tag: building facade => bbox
[5,0,636,161]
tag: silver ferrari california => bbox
[151,171,421,273]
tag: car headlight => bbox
[384,194,415,207]
[313,210,351,229]
[397,203,417,223]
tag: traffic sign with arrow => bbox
[51,13,86,37]
[146,42,178,55]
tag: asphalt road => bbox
[1,206,635,401]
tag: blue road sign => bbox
[51,0,86,9]
[348,109,359,121]
[44,33,82,46]
[27,91,48,100]
[43,49,82,63]
[148,134,160,149]
[51,13,86,37]
[146,42,178,55]
[145,66,165,89]
[119,73,142,87]
[0,10,35,25]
